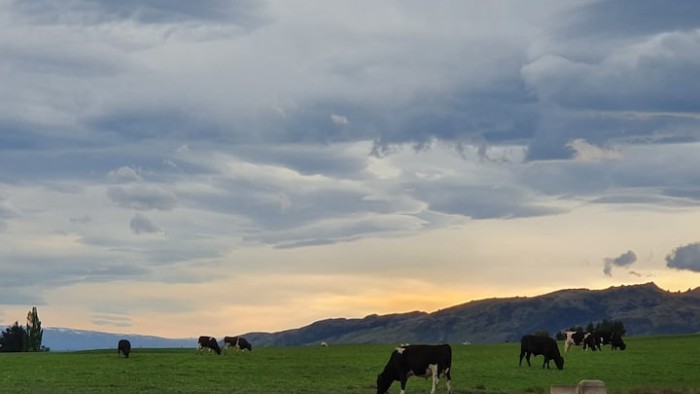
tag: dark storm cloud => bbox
[666,242,700,272]
[603,250,637,276]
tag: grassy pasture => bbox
[0,334,698,393]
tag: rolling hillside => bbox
[243,282,700,346]
[14,282,699,350]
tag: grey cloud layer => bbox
[10,0,264,26]
[2,1,700,312]
[3,1,698,156]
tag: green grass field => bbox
[1,334,698,393]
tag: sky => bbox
[2,0,700,339]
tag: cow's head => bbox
[376,372,392,394]
[209,338,222,355]
[554,356,565,370]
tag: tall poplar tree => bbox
[25,306,43,352]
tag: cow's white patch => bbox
[396,346,406,354]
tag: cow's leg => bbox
[399,375,408,394]
[519,350,527,366]
[444,367,452,394]
[525,352,532,367]
[429,364,439,394]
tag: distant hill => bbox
[242,282,700,346]
[40,328,195,352]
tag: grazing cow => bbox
[117,339,131,358]
[610,332,627,350]
[564,331,600,351]
[197,336,221,355]
[563,331,577,352]
[596,331,613,346]
[376,344,452,394]
[519,335,564,370]
[582,333,601,351]
[320,341,328,347]
[223,336,252,352]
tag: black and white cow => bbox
[117,339,131,358]
[563,331,601,351]
[519,335,564,370]
[563,331,579,352]
[610,332,627,350]
[583,333,601,351]
[197,335,221,355]
[376,344,452,394]
[223,336,252,352]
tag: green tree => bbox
[25,306,43,352]
[0,322,27,352]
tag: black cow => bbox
[197,336,221,355]
[376,344,452,394]
[223,336,252,352]
[117,339,131,358]
[610,332,626,350]
[596,331,613,346]
[519,335,564,370]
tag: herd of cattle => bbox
[195,335,253,355]
[519,330,627,372]
[115,330,626,394]
[378,331,627,393]
[116,335,253,358]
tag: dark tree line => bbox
[555,319,626,340]
[0,306,46,352]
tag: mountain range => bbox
[242,282,700,346]
[20,282,700,351]
[40,328,194,352]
